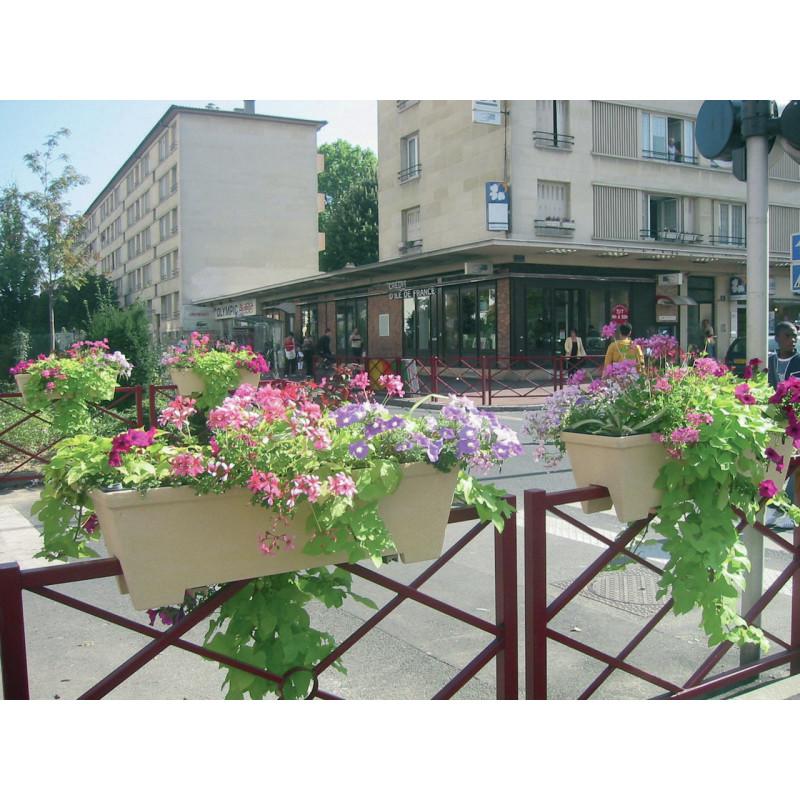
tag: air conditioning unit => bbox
[658,273,683,286]
[465,263,492,275]
[397,242,407,250]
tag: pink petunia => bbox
[759,480,779,499]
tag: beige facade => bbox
[82,102,325,336]
[377,100,800,354]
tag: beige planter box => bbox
[14,372,113,404]
[169,366,260,397]
[14,373,35,404]
[90,462,459,610]
[560,431,668,523]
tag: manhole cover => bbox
[553,564,669,617]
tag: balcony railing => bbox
[642,148,699,165]
[709,234,746,248]
[532,130,575,149]
[535,218,575,237]
[398,164,421,182]
[640,229,703,244]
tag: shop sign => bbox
[214,298,257,319]
[730,276,746,298]
[486,182,509,231]
[386,280,436,300]
[183,304,214,321]
[611,304,629,324]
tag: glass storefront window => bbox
[336,298,367,355]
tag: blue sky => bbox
[0,99,378,214]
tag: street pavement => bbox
[1,408,798,700]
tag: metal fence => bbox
[0,501,518,700]
[523,484,800,699]
[0,386,144,485]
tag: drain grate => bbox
[553,564,669,618]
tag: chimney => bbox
[243,100,255,114]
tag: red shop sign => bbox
[611,304,629,324]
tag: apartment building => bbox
[82,102,326,343]
[189,100,800,363]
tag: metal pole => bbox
[740,101,771,667]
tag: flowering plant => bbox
[160,331,270,410]
[33,369,521,698]
[10,339,133,434]
[524,333,800,650]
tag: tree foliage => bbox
[22,128,93,349]
[318,140,378,271]
[0,183,39,338]
[86,296,159,389]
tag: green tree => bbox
[318,140,378,271]
[0,183,39,337]
[323,169,378,269]
[23,128,92,350]
[86,298,158,389]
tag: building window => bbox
[162,291,180,319]
[642,112,696,164]
[535,181,572,231]
[336,298,367,356]
[300,305,318,342]
[160,249,179,280]
[399,133,420,182]
[158,167,177,202]
[715,202,745,247]
[401,206,421,247]
[533,101,573,148]
[158,124,177,162]
[159,208,178,241]
[441,283,497,358]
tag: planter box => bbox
[90,462,459,610]
[169,366,260,397]
[14,372,113,405]
[14,373,35,404]
[560,431,668,523]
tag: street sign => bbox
[792,232,800,262]
[792,263,800,295]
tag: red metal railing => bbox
[0,386,144,484]
[0,501,518,700]
[523,485,800,700]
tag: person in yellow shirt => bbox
[604,322,645,372]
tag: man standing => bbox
[768,322,800,388]
[603,322,644,372]
[767,321,800,526]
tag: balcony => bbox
[709,234,746,248]
[532,131,574,150]
[642,148,699,165]
[535,218,575,237]
[398,164,421,183]
[640,229,703,244]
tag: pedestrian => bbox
[302,330,315,378]
[283,331,298,377]
[316,327,333,371]
[766,321,800,527]
[564,329,586,377]
[768,321,800,388]
[603,322,644,372]
[349,328,363,358]
[702,319,716,358]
